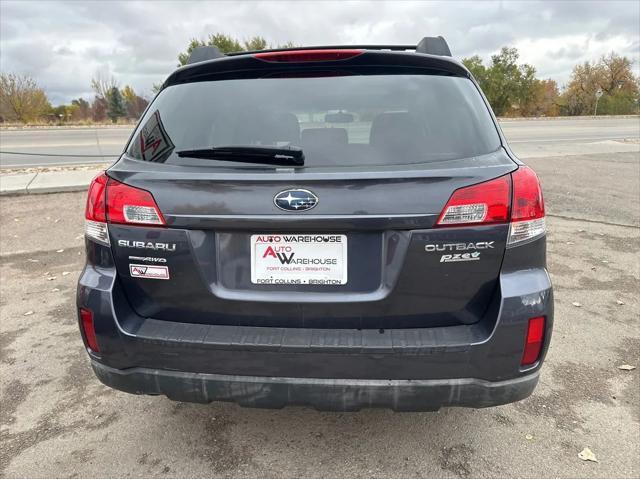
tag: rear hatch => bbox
[106,50,516,329]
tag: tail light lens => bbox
[79,307,100,352]
[436,166,546,246]
[508,167,546,246]
[521,316,545,366]
[254,49,363,62]
[85,173,108,222]
[85,173,110,245]
[84,173,165,245]
[106,179,165,226]
[436,175,511,226]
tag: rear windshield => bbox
[127,73,501,168]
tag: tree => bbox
[177,33,295,66]
[91,97,107,122]
[70,98,91,121]
[243,36,268,51]
[560,53,639,115]
[106,86,126,123]
[91,72,119,102]
[462,47,557,117]
[121,85,149,119]
[0,73,51,123]
[462,55,488,86]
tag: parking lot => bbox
[1,142,639,476]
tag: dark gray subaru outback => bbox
[77,37,553,411]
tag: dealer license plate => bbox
[250,234,347,285]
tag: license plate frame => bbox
[250,234,348,285]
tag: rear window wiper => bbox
[176,145,304,166]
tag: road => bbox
[0,148,638,478]
[0,117,638,168]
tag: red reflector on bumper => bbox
[521,316,545,366]
[80,308,100,352]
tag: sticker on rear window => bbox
[130,110,174,163]
[129,264,170,280]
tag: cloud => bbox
[1,0,638,104]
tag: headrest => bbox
[369,112,427,151]
[301,128,348,149]
[233,111,300,145]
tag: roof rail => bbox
[415,36,451,56]
[186,46,224,64]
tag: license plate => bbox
[251,234,347,285]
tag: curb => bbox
[0,169,100,196]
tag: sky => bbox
[1,0,639,105]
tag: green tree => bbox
[462,47,555,117]
[243,36,268,51]
[0,73,51,123]
[462,55,488,86]
[106,86,126,123]
[176,33,296,66]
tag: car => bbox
[77,36,553,411]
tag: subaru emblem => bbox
[274,189,318,212]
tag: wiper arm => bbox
[176,145,304,166]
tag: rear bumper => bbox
[92,360,539,411]
[78,237,553,411]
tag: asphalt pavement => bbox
[1,117,638,168]
[0,146,638,478]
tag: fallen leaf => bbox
[578,447,598,463]
[51,288,60,292]
[572,302,582,307]
[566,241,575,245]
[618,364,636,371]
[62,271,70,276]
[27,259,39,263]
[616,300,625,305]
[23,310,34,316]
[601,260,609,264]
[56,249,64,253]
[525,434,533,440]
[46,276,57,281]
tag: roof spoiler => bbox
[185,36,452,64]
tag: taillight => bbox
[106,179,165,226]
[436,175,511,226]
[435,167,546,246]
[85,173,110,245]
[79,307,100,352]
[508,166,545,246]
[521,316,545,366]
[254,49,363,62]
[84,173,165,245]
